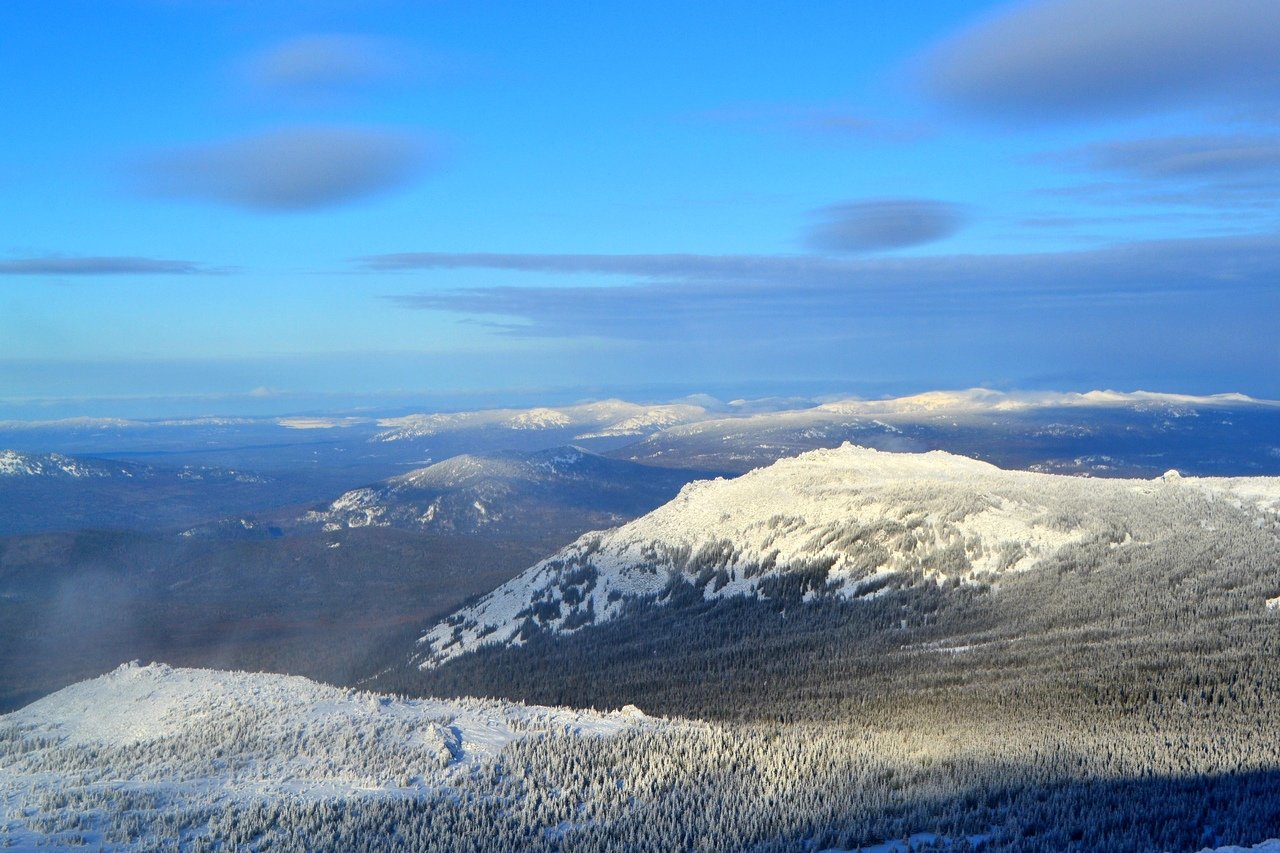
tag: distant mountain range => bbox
[374,399,708,442]
[610,389,1280,476]
[4,390,1278,501]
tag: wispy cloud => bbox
[238,34,413,100]
[0,256,209,275]
[1037,134,1280,214]
[132,126,429,211]
[362,252,850,280]
[919,0,1280,120]
[694,103,931,143]
[379,234,1280,341]
[1063,134,1280,181]
[804,199,967,253]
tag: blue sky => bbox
[2,0,1278,418]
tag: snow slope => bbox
[417,443,1280,669]
[0,662,663,847]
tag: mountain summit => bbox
[415,443,1280,668]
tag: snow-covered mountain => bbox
[811,388,1263,415]
[416,443,1280,668]
[0,661,661,849]
[0,449,141,479]
[375,399,708,442]
[302,446,710,537]
[0,451,274,535]
[614,388,1280,476]
[0,448,267,485]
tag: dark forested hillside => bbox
[382,484,1280,721]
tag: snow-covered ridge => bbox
[374,400,708,441]
[0,449,121,478]
[276,416,371,430]
[815,389,1272,416]
[616,388,1280,475]
[374,390,1276,443]
[417,444,1280,669]
[575,404,710,438]
[0,416,257,430]
[0,662,663,848]
[1,662,660,804]
[304,446,599,530]
[395,445,591,489]
[302,445,693,534]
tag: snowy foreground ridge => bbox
[3,661,654,783]
[0,662,661,847]
[417,443,1280,668]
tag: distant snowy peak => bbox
[507,407,573,430]
[818,388,1271,416]
[398,445,592,489]
[417,444,1280,669]
[374,400,707,441]
[0,449,129,478]
[304,445,698,534]
[574,404,709,438]
[309,447,594,531]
